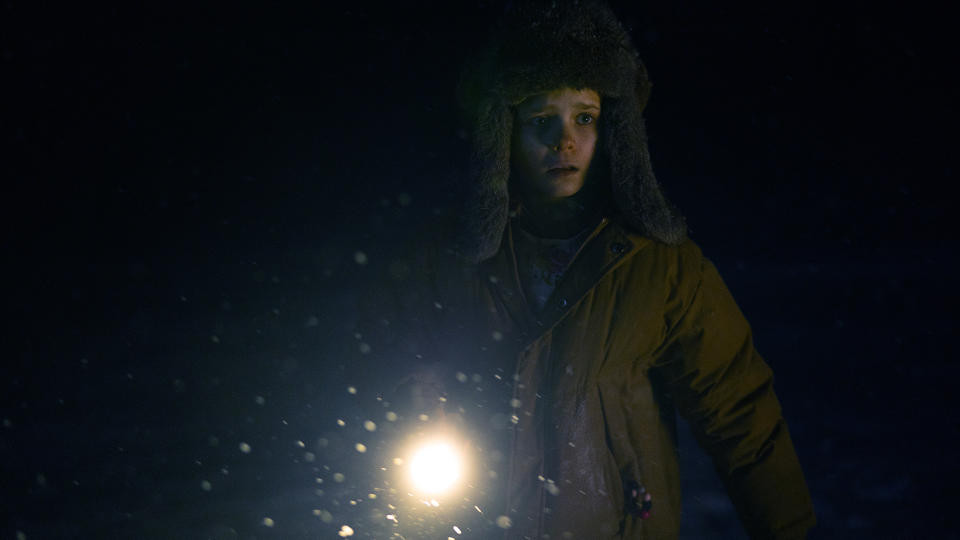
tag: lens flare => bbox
[409,441,462,494]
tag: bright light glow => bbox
[409,441,462,494]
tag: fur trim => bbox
[456,0,687,263]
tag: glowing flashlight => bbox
[408,440,463,495]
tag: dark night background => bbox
[2,1,955,538]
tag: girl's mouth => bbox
[547,166,578,176]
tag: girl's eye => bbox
[576,113,595,125]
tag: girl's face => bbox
[511,88,601,203]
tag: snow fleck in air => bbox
[337,419,346,427]
[359,342,371,354]
[430,499,440,507]
[338,524,354,537]
[316,509,333,522]
[239,442,251,454]
[16,532,26,540]
[347,386,357,394]
[333,472,345,483]
[510,414,519,424]
[418,414,429,422]
[434,301,443,310]
[386,514,397,523]
[201,480,212,491]
[262,517,274,527]
[3,418,12,428]
[368,493,377,499]
[492,330,503,341]
[317,437,329,447]
[354,251,368,265]
[355,443,367,453]
[254,395,265,405]
[474,505,483,513]
[489,275,499,283]
[305,315,319,327]
[393,457,404,465]
[454,525,462,534]
[385,411,398,422]
[211,335,220,343]
[545,479,560,495]
[456,372,468,383]
[296,440,305,448]
[496,515,513,529]
[364,420,377,432]
[305,452,316,462]
[510,398,522,408]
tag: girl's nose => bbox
[550,124,575,152]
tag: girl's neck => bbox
[517,194,602,239]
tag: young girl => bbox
[371,2,815,538]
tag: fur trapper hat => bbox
[455,0,687,263]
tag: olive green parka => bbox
[371,217,815,539]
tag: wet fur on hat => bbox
[455,0,687,263]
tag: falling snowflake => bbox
[262,517,274,527]
[239,442,251,454]
[496,515,512,529]
[545,479,560,495]
[338,524,354,537]
[364,420,377,432]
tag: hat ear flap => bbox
[635,60,652,113]
[455,98,514,263]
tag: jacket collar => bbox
[481,217,650,340]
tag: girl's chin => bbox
[540,178,585,200]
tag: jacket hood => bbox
[454,0,687,263]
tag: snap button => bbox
[610,242,627,255]
[626,482,653,519]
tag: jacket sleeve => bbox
[651,242,816,539]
